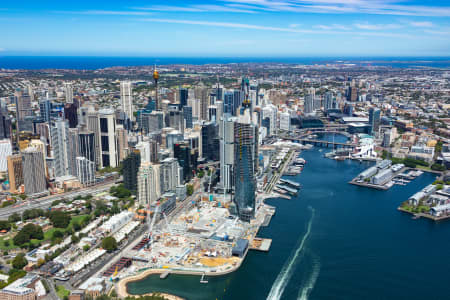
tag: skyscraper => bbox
[116,125,128,161]
[0,105,11,139]
[183,106,193,129]
[122,151,141,194]
[15,90,32,131]
[7,154,23,193]
[76,157,96,186]
[64,82,73,104]
[137,161,160,206]
[99,109,118,168]
[195,82,209,121]
[201,122,219,161]
[233,111,258,222]
[120,81,134,121]
[51,119,73,177]
[304,89,315,114]
[22,147,47,196]
[78,131,96,164]
[0,140,12,173]
[369,107,381,135]
[174,142,193,182]
[219,114,235,192]
[179,87,188,107]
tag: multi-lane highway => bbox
[0,181,117,220]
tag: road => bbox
[0,182,117,220]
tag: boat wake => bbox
[297,256,320,300]
[266,206,315,300]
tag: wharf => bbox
[249,238,272,252]
[279,178,301,188]
[398,207,450,222]
[160,271,170,279]
[349,167,409,190]
[275,184,298,194]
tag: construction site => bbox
[111,192,275,284]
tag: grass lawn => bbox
[56,285,70,298]
[0,236,18,250]
[416,165,432,171]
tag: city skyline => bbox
[0,0,449,57]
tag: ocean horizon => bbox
[0,56,449,70]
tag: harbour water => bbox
[128,134,449,300]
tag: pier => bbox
[249,238,272,252]
[279,178,301,188]
[275,184,298,195]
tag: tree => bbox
[13,224,44,246]
[49,211,71,228]
[0,221,11,231]
[186,184,194,196]
[8,213,21,223]
[19,194,27,201]
[12,253,28,269]
[101,236,117,252]
[52,230,64,240]
[83,245,90,252]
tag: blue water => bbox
[0,56,449,70]
[128,135,448,300]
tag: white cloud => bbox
[354,23,402,30]
[220,0,450,17]
[410,21,433,28]
[314,24,351,30]
[289,23,300,28]
[134,4,256,13]
[55,10,154,16]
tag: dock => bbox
[275,184,298,195]
[160,271,170,279]
[279,179,301,188]
[250,238,272,252]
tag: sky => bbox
[0,0,449,57]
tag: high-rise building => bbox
[183,106,193,129]
[122,151,141,194]
[324,92,334,111]
[7,154,23,193]
[179,87,188,107]
[0,140,12,173]
[0,105,11,139]
[304,90,315,114]
[15,90,32,131]
[22,147,47,196]
[166,111,184,133]
[219,114,235,192]
[173,142,193,182]
[116,125,128,161]
[195,82,209,121]
[201,122,219,161]
[64,103,78,128]
[347,86,358,102]
[67,128,79,177]
[99,109,118,168]
[137,161,160,206]
[233,111,258,222]
[160,157,181,194]
[78,131,96,164]
[76,157,96,186]
[369,107,381,135]
[64,82,73,104]
[51,119,73,177]
[120,81,134,121]
[223,91,234,115]
[279,111,291,131]
[87,110,101,167]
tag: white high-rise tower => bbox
[120,81,134,121]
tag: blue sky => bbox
[0,0,449,57]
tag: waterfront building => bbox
[219,114,235,192]
[7,154,23,193]
[22,147,47,196]
[233,110,258,222]
[279,111,291,131]
[137,161,160,206]
[369,107,381,135]
[120,81,134,121]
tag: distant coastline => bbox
[0,56,449,70]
